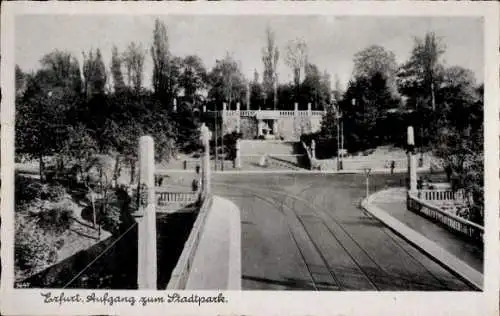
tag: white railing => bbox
[407,192,483,242]
[215,110,325,118]
[239,110,257,117]
[279,111,295,117]
[418,189,467,202]
[156,191,199,205]
[311,111,325,116]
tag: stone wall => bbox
[277,118,296,140]
[310,116,322,134]
[222,115,239,135]
[240,117,257,139]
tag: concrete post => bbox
[236,102,241,133]
[235,139,241,169]
[294,102,298,114]
[135,136,157,289]
[311,140,316,160]
[200,124,211,195]
[307,103,312,115]
[407,126,417,193]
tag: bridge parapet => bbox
[407,192,483,243]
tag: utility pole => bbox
[214,110,218,171]
[364,168,372,198]
[220,115,224,171]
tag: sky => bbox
[15,15,484,90]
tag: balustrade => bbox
[408,193,482,242]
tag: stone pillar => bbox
[236,102,241,133]
[173,98,177,112]
[200,124,211,195]
[307,103,312,115]
[407,126,417,193]
[311,140,316,160]
[135,136,157,289]
[294,102,298,114]
[235,139,241,169]
[257,119,263,137]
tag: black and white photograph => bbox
[1,2,498,316]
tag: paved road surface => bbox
[371,188,483,273]
[212,173,475,291]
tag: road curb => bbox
[361,190,483,291]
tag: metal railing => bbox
[418,189,467,202]
[407,192,483,242]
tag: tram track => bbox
[212,175,474,291]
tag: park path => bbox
[370,188,483,273]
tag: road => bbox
[212,173,476,291]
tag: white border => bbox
[1,2,499,316]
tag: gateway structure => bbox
[208,102,325,140]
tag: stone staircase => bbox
[239,140,306,170]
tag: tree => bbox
[437,66,480,132]
[300,63,331,110]
[16,77,70,180]
[151,19,177,107]
[332,74,342,107]
[262,27,280,110]
[250,69,264,110]
[38,50,83,96]
[339,72,400,152]
[208,53,247,108]
[285,38,308,103]
[352,45,399,99]
[122,42,146,93]
[398,32,446,111]
[110,46,126,93]
[82,48,107,97]
[15,65,26,96]
[178,55,208,106]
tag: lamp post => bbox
[364,168,372,198]
[214,109,218,171]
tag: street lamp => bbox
[364,168,372,198]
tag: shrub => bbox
[15,214,58,277]
[36,202,74,234]
[15,175,43,205]
[40,183,66,202]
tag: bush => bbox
[83,187,135,236]
[15,214,59,277]
[36,203,74,234]
[15,175,43,205]
[40,183,66,201]
[15,175,67,205]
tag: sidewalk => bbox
[362,188,483,290]
[184,196,241,290]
